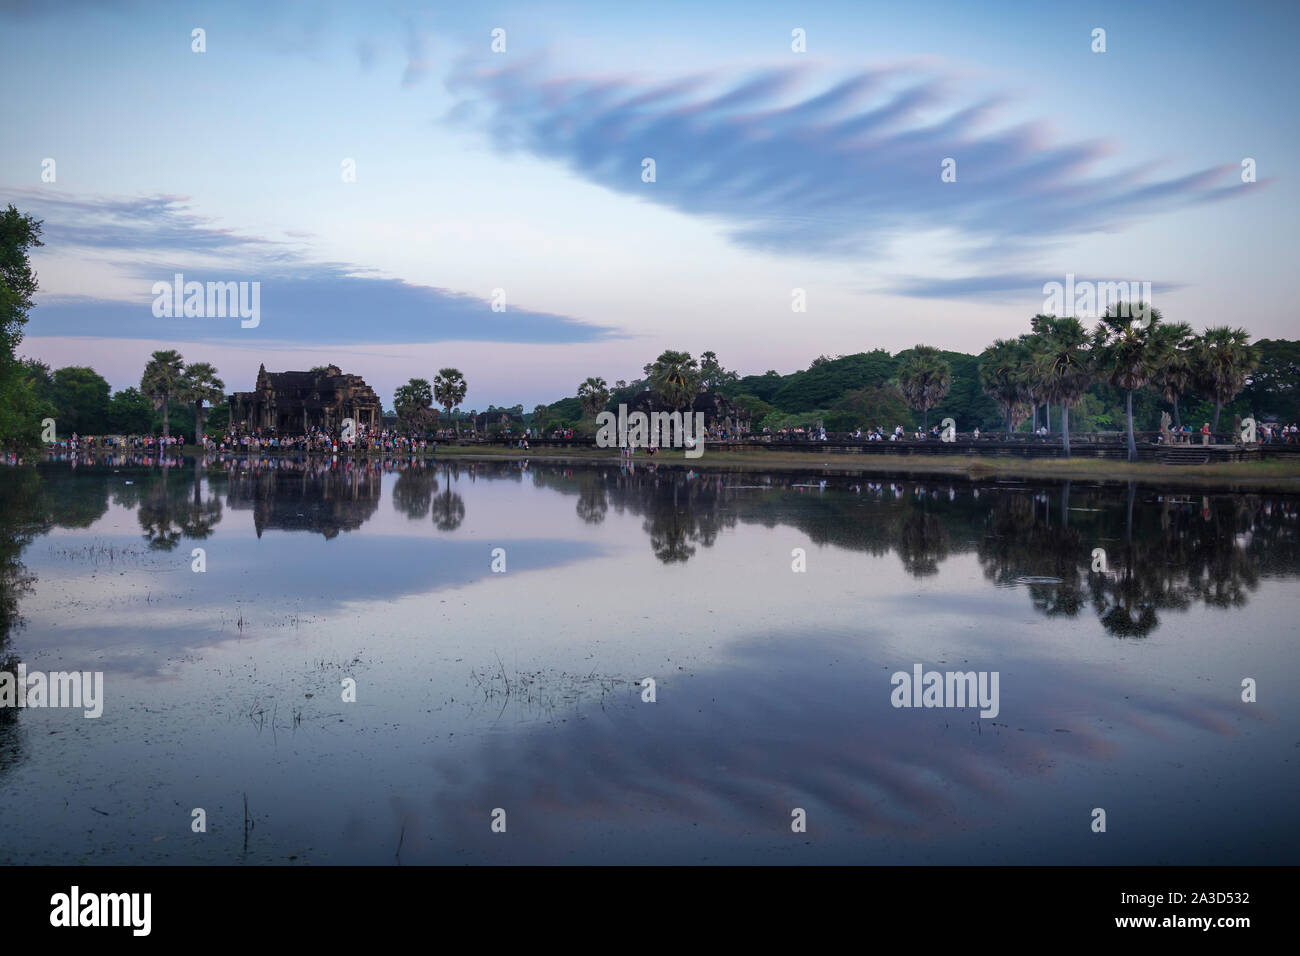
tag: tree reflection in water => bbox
[527,464,1292,640]
[433,462,465,532]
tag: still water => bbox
[1,455,1296,864]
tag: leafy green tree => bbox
[699,351,739,395]
[1033,317,1095,456]
[140,350,185,439]
[1093,303,1164,461]
[107,387,155,434]
[735,369,784,403]
[979,338,1031,436]
[0,206,41,355]
[21,357,53,399]
[731,393,777,424]
[530,404,550,432]
[769,350,894,412]
[928,350,1002,432]
[608,378,645,409]
[1068,391,1115,432]
[1019,324,1048,432]
[8,357,57,444]
[1193,326,1259,434]
[645,350,700,410]
[0,206,45,451]
[393,377,436,434]
[764,409,835,433]
[1242,338,1300,423]
[895,345,952,430]
[545,397,583,428]
[1150,322,1196,428]
[831,386,913,431]
[50,366,111,435]
[179,361,225,441]
[433,368,468,435]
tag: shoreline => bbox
[431,447,1300,490]
[36,443,1300,491]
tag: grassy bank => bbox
[55,443,1300,491]
[429,444,1300,490]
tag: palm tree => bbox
[140,349,185,440]
[1151,322,1196,429]
[1093,302,1164,462]
[434,463,465,530]
[179,361,225,443]
[644,350,700,410]
[1193,326,1259,435]
[1028,315,1062,431]
[895,345,952,430]
[531,404,550,434]
[1033,316,1094,457]
[433,368,468,436]
[1018,323,1056,433]
[979,338,1031,437]
[576,377,610,421]
[393,377,435,434]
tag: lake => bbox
[1,455,1296,864]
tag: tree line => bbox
[16,351,227,444]
[0,206,225,448]
[541,316,1276,461]
[391,370,467,434]
[975,307,1258,459]
[0,202,1291,457]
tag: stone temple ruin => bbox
[228,364,382,434]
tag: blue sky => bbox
[1,0,1294,409]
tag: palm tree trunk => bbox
[1125,481,1136,545]
[1044,403,1050,433]
[1212,401,1222,435]
[1062,404,1071,457]
[1031,405,1038,433]
[1125,389,1137,462]
[1172,396,1181,429]
[161,396,170,440]
[1005,408,1011,438]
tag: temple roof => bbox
[232,365,380,405]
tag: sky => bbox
[1,0,1295,410]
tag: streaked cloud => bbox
[401,20,432,87]
[11,190,283,256]
[6,190,617,345]
[446,58,1252,265]
[33,275,618,345]
[891,273,1186,300]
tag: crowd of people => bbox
[771,424,963,442]
[34,417,1300,460]
[45,433,187,453]
[210,424,438,455]
[765,421,1300,445]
